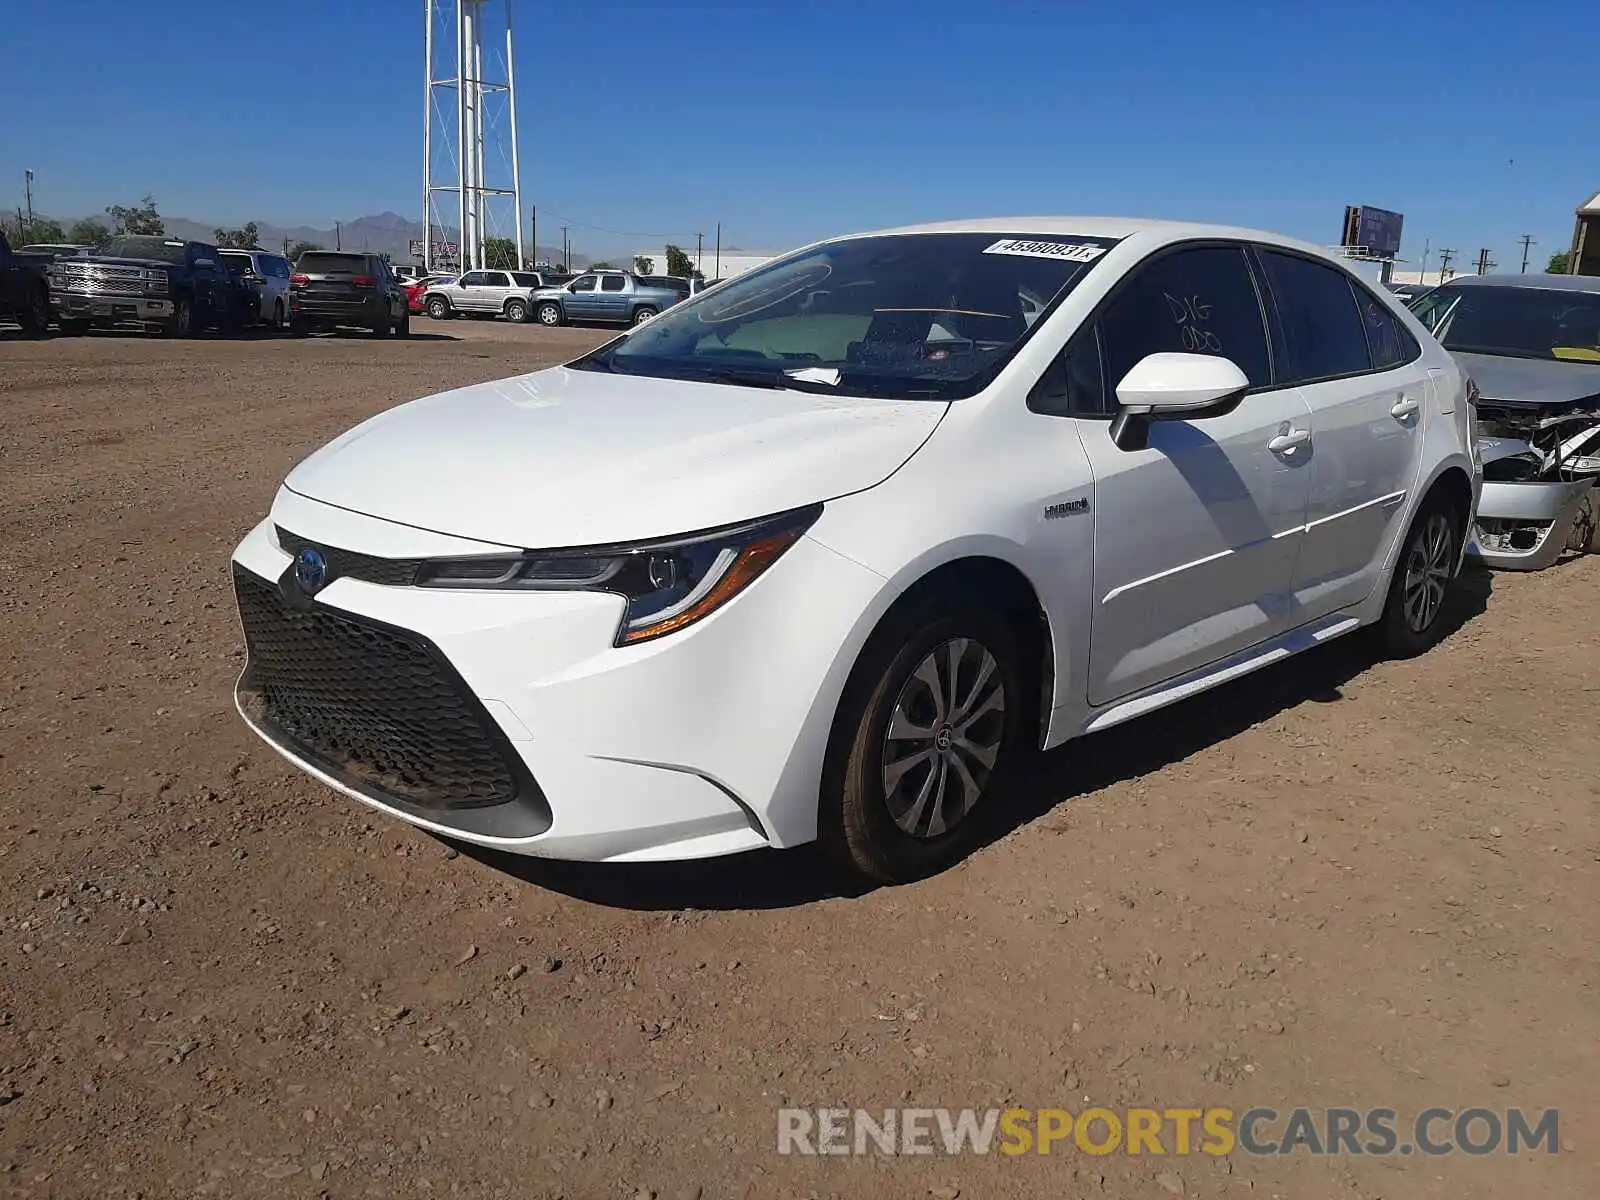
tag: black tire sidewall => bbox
[822,597,1029,884]
[1376,492,1461,658]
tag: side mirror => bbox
[1109,352,1249,451]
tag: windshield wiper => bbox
[699,366,842,393]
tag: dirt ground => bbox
[0,318,1594,1200]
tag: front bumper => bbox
[1467,478,1595,570]
[53,291,172,324]
[229,490,885,862]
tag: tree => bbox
[633,255,655,275]
[2,215,66,245]
[1547,250,1572,274]
[484,236,518,269]
[105,194,164,235]
[663,244,701,279]
[68,217,109,246]
[213,221,261,249]
[287,241,323,261]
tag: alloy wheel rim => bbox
[1402,513,1452,633]
[539,305,558,325]
[881,637,1006,839]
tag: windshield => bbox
[98,236,187,264]
[1411,285,1600,363]
[574,231,1120,399]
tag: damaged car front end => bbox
[1409,275,1600,570]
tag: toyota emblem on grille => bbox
[294,547,328,595]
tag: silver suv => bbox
[422,269,552,323]
[220,249,293,329]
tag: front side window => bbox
[1257,249,1371,382]
[570,275,597,292]
[601,275,626,292]
[579,231,1122,400]
[459,271,489,287]
[1410,285,1600,362]
[1098,245,1271,391]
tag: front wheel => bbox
[631,305,658,326]
[820,596,1028,884]
[504,299,528,323]
[535,301,563,327]
[20,285,50,336]
[1372,492,1463,658]
[426,296,451,320]
[165,297,193,338]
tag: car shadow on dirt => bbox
[451,565,1494,912]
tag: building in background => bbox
[1569,190,1600,276]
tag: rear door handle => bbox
[1391,395,1421,419]
[1268,428,1312,454]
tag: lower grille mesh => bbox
[233,567,519,808]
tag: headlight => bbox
[415,504,821,645]
[145,270,169,295]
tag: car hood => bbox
[283,366,948,548]
[1452,351,1600,406]
[78,256,174,270]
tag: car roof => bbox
[1435,272,1600,294]
[842,215,1338,258]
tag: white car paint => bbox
[231,215,1479,869]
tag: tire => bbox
[396,310,411,338]
[504,299,528,323]
[1372,490,1463,658]
[272,299,285,331]
[165,297,193,338]
[535,301,563,327]
[370,307,390,338]
[290,319,311,337]
[59,318,91,337]
[632,305,658,326]
[819,594,1029,884]
[426,296,451,320]
[20,285,49,336]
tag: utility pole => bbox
[1417,237,1429,285]
[335,221,342,251]
[530,205,536,265]
[561,224,569,270]
[695,231,703,275]
[1475,247,1495,275]
[1436,247,1455,284]
[1518,233,1536,274]
[714,221,721,280]
[23,169,34,229]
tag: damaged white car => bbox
[1410,274,1600,569]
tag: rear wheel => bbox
[370,306,390,338]
[426,296,451,320]
[820,594,1028,884]
[165,297,193,338]
[396,309,412,338]
[632,305,658,326]
[20,285,49,336]
[535,301,563,327]
[1373,491,1463,658]
[505,298,528,323]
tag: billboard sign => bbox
[1341,206,1404,260]
[408,239,459,259]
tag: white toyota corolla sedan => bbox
[230,218,1480,883]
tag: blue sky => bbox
[3,0,1592,270]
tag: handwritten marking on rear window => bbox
[1165,292,1222,352]
[983,239,1107,263]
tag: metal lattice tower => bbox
[423,0,524,273]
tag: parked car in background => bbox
[19,243,93,261]
[422,269,568,322]
[0,230,52,336]
[393,265,425,284]
[229,217,1477,885]
[220,248,293,329]
[406,274,454,314]
[49,234,238,336]
[289,250,409,337]
[1409,273,1600,569]
[1387,281,1434,304]
[529,271,683,327]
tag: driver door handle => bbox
[1268,427,1311,454]
[1391,394,1421,419]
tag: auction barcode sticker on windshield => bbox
[983,238,1108,263]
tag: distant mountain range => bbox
[58,209,591,268]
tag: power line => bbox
[537,214,704,241]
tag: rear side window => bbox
[297,252,369,274]
[1354,287,1416,370]
[1098,245,1272,390]
[510,272,540,287]
[601,275,626,292]
[484,272,510,287]
[1257,250,1372,382]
